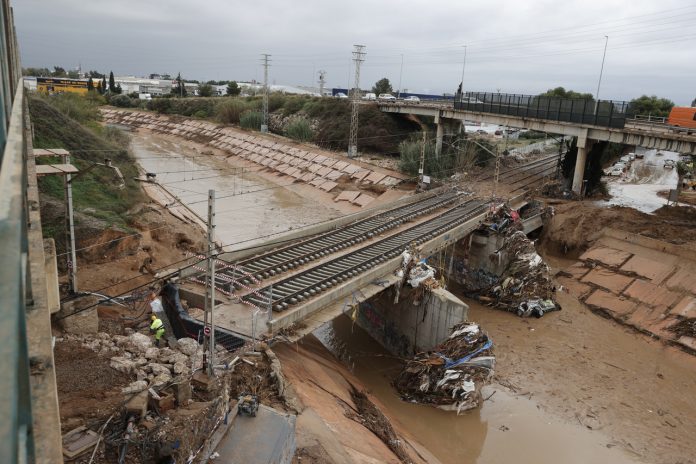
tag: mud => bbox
[312,314,644,464]
[541,201,696,255]
[130,131,346,249]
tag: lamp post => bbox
[595,35,609,112]
[397,54,404,99]
[460,45,467,99]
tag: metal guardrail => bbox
[454,92,632,129]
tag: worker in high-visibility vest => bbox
[150,315,165,347]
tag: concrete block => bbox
[125,390,149,418]
[43,239,60,314]
[56,295,100,335]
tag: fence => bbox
[0,0,35,462]
[454,92,632,129]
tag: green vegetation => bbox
[28,95,144,238]
[172,72,187,97]
[519,130,547,140]
[398,134,495,179]
[198,83,214,97]
[285,118,314,142]
[539,87,594,99]
[372,78,393,96]
[215,98,251,124]
[110,94,133,108]
[628,95,674,117]
[226,81,241,96]
[240,111,264,130]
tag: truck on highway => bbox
[667,107,696,131]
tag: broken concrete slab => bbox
[581,268,634,294]
[585,289,636,319]
[623,279,681,309]
[671,296,696,319]
[579,246,632,268]
[62,426,99,460]
[334,190,360,203]
[556,276,593,299]
[352,193,375,207]
[620,255,674,284]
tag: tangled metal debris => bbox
[393,322,494,414]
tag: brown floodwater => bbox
[129,131,342,250]
[314,310,642,464]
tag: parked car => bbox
[664,159,675,169]
[620,155,630,164]
[635,152,645,159]
[613,162,627,171]
[361,92,376,101]
[335,92,348,99]
[609,167,624,176]
[378,93,396,101]
[627,152,636,161]
[403,95,420,103]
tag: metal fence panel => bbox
[454,91,630,129]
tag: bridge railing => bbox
[454,92,632,129]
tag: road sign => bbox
[204,326,211,336]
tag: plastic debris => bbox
[393,322,494,414]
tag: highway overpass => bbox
[378,99,696,194]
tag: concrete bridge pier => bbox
[435,115,462,158]
[571,132,595,194]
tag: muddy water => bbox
[129,131,342,249]
[601,148,683,213]
[314,312,641,464]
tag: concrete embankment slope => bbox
[101,107,408,209]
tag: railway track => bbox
[218,189,463,287]
[242,199,488,312]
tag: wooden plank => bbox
[35,164,79,176]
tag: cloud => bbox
[13,0,696,104]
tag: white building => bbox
[114,76,173,96]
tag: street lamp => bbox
[397,54,404,99]
[595,35,609,109]
[460,45,467,99]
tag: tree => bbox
[67,70,79,79]
[226,81,241,96]
[198,83,214,97]
[108,71,116,93]
[115,83,122,94]
[22,67,51,77]
[372,78,393,96]
[97,79,105,95]
[691,97,696,107]
[51,66,67,77]
[87,78,94,91]
[172,73,187,97]
[539,86,594,99]
[628,95,674,118]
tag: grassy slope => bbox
[28,95,144,232]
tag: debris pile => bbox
[397,244,439,289]
[393,322,494,414]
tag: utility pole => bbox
[261,54,271,133]
[348,44,366,158]
[204,189,216,376]
[318,70,326,97]
[418,130,426,188]
[397,54,404,99]
[63,152,77,294]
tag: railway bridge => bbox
[182,157,552,346]
[378,93,696,194]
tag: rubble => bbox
[177,337,200,356]
[122,380,149,394]
[393,322,495,414]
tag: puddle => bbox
[129,131,342,249]
[314,313,641,464]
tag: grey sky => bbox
[14,0,696,105]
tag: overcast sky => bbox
[14,0,696,105]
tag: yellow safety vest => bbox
[150,318,164,331]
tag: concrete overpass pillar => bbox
[435,120,444,159]
[571,135,594,194]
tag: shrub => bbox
[110,94,133,108]
[148,98,172,114]
[215,99,248,124]
[281,96,308,116]
[40,92,101,124]
[268,93,285,112]
[285,118,314,142]
[239,111,264,130]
